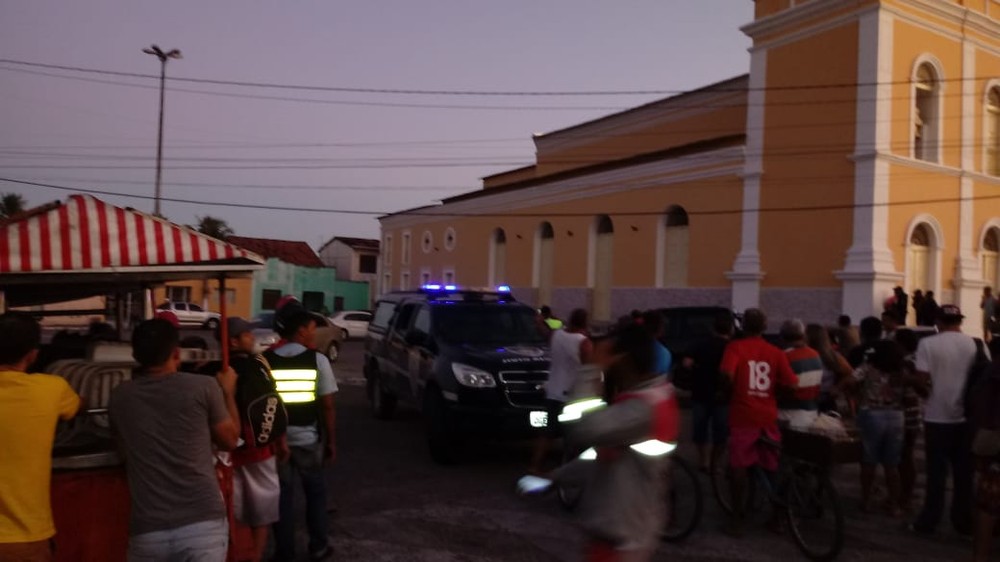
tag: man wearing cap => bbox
[911,305,985,536]
[264,299,337,562]
[219,317,288,562]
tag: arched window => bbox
[906,223,934,298]
[913,62,940,162]
[987,87,1000,176]
[661,206,689,288]
[489,228,506,286]
[590,215,614,322]
[533,222,555,307]
[983,227,999,291]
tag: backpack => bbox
[963,338,992,422]
[232,354,289,447]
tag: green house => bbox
[227,236,369,316]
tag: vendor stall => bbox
[0,194,265,562]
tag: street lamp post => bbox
[142,44,181,217]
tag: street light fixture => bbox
[143,44,182,217]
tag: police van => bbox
[363,285,550,463]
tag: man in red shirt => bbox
[720,308,798,535]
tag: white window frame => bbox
[382,271,392,295]
[903,214,944,297]
[401,230,412,266]
[443,268,455,285]
[443,227,457,252]
[383,234,393,266]
[420,267,432,287]
[421,230,434,254]
[909,55,945,164]
[400,270,410,291]
[979,219,1000,286]
[984,81,1000,176]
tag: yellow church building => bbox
[379,0,1000,331]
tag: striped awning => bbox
[0,194,264,274]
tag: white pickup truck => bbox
[155,301,221,329]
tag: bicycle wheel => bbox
[661,456,703,543]
[556,446,584,511]
[784,463,844,562]
[710,445,736,515]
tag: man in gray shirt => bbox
[111,318,240,561]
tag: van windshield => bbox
[433,305,546,345]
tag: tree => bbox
[0,193,27,219]
[196,215,234,240]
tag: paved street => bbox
[297,341,987,561]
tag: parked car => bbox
[329,310,372,340]
[250,311,343,362]
[364,287,549,464]
[156,301,221,329]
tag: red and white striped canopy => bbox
[0,194,263,274]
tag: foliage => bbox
[196,215,234,239]
[0,193,26,219]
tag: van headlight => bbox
[451,363,496,388]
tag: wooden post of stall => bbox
[219,275,228,369]
[0,290,6,313]
[216,274,237,562]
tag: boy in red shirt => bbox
[720,308,797,535]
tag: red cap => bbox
[155,310,181,328]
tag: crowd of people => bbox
[535,297,1000,562]
[4,288,1000,561]
[0,294,337,562]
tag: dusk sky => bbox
[0,1,752,248]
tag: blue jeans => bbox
[127,518,228,562]
[273,444,330,561]
[914,422,973,534]
[856,409,904,466]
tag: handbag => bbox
[972,428,1000,458]
[809,410,849,440]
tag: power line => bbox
[0,65,626,112]
[0,57,993,97]
[4,176,999,219]
[17,176,471,192]
[1,138,996,169]
[1,62,988,114]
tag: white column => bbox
[837,8,902,321]
[953,40,985,333]
[727,46,766,311]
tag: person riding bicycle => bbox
[550,324,680,562]
[719,308,799,537]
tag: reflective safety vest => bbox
[263,348,320,426]
[566,382,679,462]
[545,318,564,330]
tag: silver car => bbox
[250,311,343,363]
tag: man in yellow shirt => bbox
[0,313,81,562]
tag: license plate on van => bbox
[529,410,548,428]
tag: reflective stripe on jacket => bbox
[263,349,319,426]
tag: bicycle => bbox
[555,444,703,543]
[710,430,846,561]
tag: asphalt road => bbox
[294,341,987,561]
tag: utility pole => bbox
[142,44,182,217]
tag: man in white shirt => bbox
[911,305,984,536]
[530,308,591,474]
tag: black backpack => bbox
[231,353,289,447]
[963,338,992,422]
